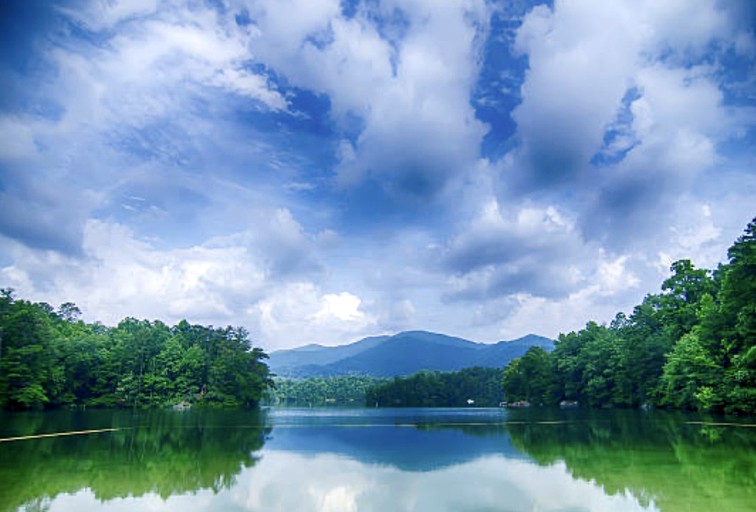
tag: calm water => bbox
[0,407,754,512]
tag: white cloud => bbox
[313,292,368,322]
[512,0,641,183]
[64,0,281,108]
[1,212,337,349]
[250,284,378,348]
[248,0,489,199]
[507,0,749,201]
[94,8,286,111]
[63,0,160,31]
[0,116,39,160]
[2,220,266,325]
[499,0,755,303]
[0,0,293,254]
[1,0,753,351]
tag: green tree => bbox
[502,347,553,405]
[0,292,272,410]
[206,327,271,407]
[660,332,720,410]
[698,218,756,414]
[0,299,57,409]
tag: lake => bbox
[0,407,754,512]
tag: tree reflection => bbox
[0,409,269,511]
[503,408,756,512]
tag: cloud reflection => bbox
[235,451,657,512]
[44,450,657,512]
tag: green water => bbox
[0,408,753,511]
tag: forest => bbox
[268,368,506,407]
[266,375,384,406]
[502,218,756,415]
[365,367,505,407]
[0,296,272,410]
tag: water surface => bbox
[0,407,753,511]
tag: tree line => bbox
[266,375,383,406]
[0,293,273,410]
[503,218,756,415]
[365,367,505,407]
[267,368,506,407]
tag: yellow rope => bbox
[686,421,756,428]
[0,428,119,443]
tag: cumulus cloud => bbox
[247,0,490,203]
[510,1,640,189]
[504,0,754,251]
[0,210,329,346]
[1,0,753,348]
[0,0,287,254]
[442,200,589,300]
[432,195,650,339]
[313,292,368,322]
[251,284,378,348]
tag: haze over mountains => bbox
[268,331,554,379]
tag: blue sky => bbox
[1,0,754,350]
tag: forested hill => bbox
[0,296,273,410]
[269,331,554,378]
[502,217,756,416]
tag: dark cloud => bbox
[440,202,589,301]
[0,169,87,255]
[248,208,324,279]
[444,258,579,302]
[343,96,485,204]
[579,171,670,250]
[443,229,528,275]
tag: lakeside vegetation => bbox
[365,367,505,407]
[266,375,383,406]
[267,368,505,408]
[0,295,273,409]
[503,218,756,415]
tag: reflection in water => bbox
[1,408,754,511]
[230,450,654,512]
[0,409,268,512]
[503,408,756,512]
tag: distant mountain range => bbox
[268,331,554,379]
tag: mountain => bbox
[266,334,390,368]
[268,331,554,379]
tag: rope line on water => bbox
[0,428,119,443]
[685,421,756,428]
[3,420,751,442]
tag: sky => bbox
[0,0,754,351]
